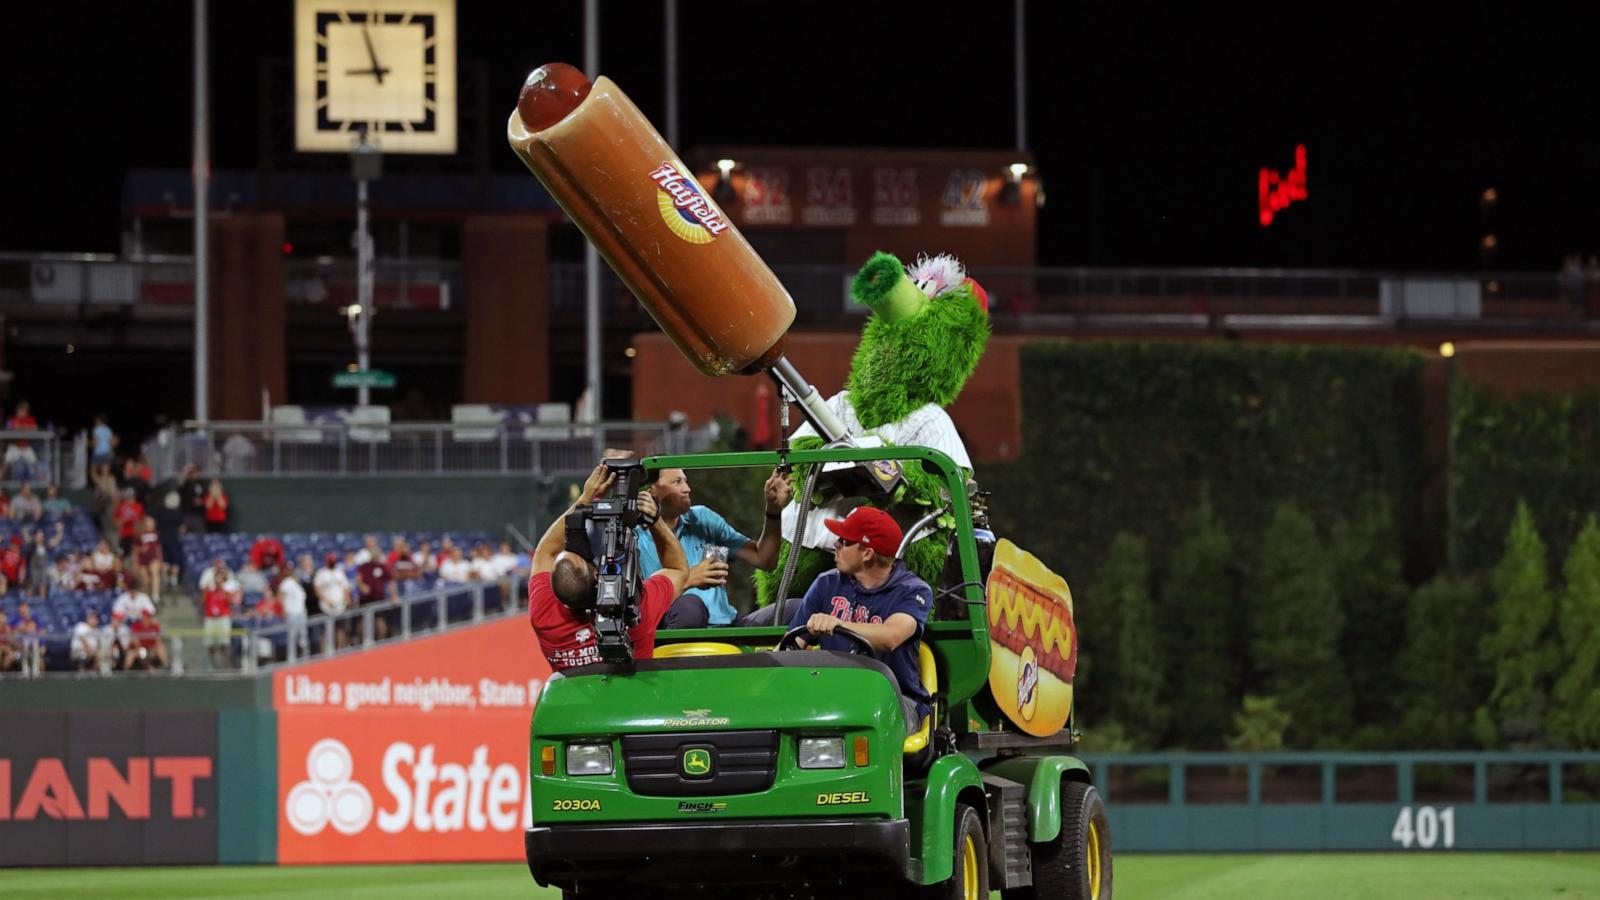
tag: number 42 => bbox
[1391,805,1455,849]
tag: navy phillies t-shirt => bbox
[787,562,933,721]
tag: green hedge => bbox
[988,340,1428,581]
[1448,378,1600,573]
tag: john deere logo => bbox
[681,748,713,778]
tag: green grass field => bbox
[6,854,1599,899]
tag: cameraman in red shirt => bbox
[528,463,689,670]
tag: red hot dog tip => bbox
[516,63,593,132]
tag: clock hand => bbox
[361,22,385,85]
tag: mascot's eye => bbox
[915,277,938,297]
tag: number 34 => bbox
[1391,806,1455,849]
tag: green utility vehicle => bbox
[525,445,1110,899]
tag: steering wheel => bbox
[775,624,875,656]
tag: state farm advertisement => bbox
[273,617,551,864]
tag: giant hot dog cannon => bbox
[507,63,848,445]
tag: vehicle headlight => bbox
[565,743,613,776]
[798,737,846,770]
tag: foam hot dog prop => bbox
[986,539,1077,737]
[508,63,793,378]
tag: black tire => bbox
[922,801,990,900]
[1005,781,1111,900]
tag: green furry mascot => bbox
[754,251,990,609]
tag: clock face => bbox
[294,0,457,154]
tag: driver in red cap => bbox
[787,507,932,733]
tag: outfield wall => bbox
[4,628,1598,865]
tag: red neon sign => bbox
[1258,144,1308,226]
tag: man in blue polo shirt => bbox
[635,466,792,627]
[787,507,932,734]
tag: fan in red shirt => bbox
[250,536,286,573]
[0,536,24,585]
[528,462,690,671]
[113,489,145,556]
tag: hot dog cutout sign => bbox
[986,539,1077,737]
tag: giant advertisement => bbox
[272,616,551,864]
[0,710,219,866]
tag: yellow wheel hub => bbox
[1086,819,1103,899]
[961,832,980,900]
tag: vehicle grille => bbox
[621,730,779,797]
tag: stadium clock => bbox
[293,0,457,154]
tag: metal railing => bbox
[0,575,525,678]
[0,252,195,305]
[1079,750,1600,851]
[240,573,525,673]
[167,419,696,477]
[7,251,1593,325]
[284,258,462,310]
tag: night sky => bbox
[5,1,1596,271]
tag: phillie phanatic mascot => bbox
[754,250,990,609]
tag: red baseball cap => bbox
[823,507,902,557]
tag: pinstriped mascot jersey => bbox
[757,251,991,607]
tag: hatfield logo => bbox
[285,739,373,836]
[649,161,729,244]
[0,756,212,821]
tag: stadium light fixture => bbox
[714,158,737,205]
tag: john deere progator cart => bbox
[524,445,1109,899]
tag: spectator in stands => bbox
[201,569,241,669]
[0,488,10,519]
[355,552,395,640]
[0,614,14,671]
[119,457,151,508]
[292,553,317,604]
[438,546,473,583]
[0,536,26,589]
[25,531,49,599]
[222,433,256,474]
[469,543,498,581]
[135,516,163,605]
[203,478,230,533]
[278,570,309,658]
[71,608,104,672]
[236,559,270,597]
[384,536,410,568]
[389,542,421,584]
[41,483,71,518]
[150,482,185,588]
[44,519,64,551]
[250,534,287,576]
[637,466,792,628]
[491,540,522,578]
[198,555,230,592]
[253,586,284,620]
[51,553,78,593]
[179,464,207,533]
[354,534,383,565]
[412,540,439,574]
[4,399,39,484]
[10,483,42,523]
[90,414,115,481]
[113,575,157,623]
[123,609,168,671]
[12,601,41,673]
[314,553,353,649]
[113,487,144,556]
